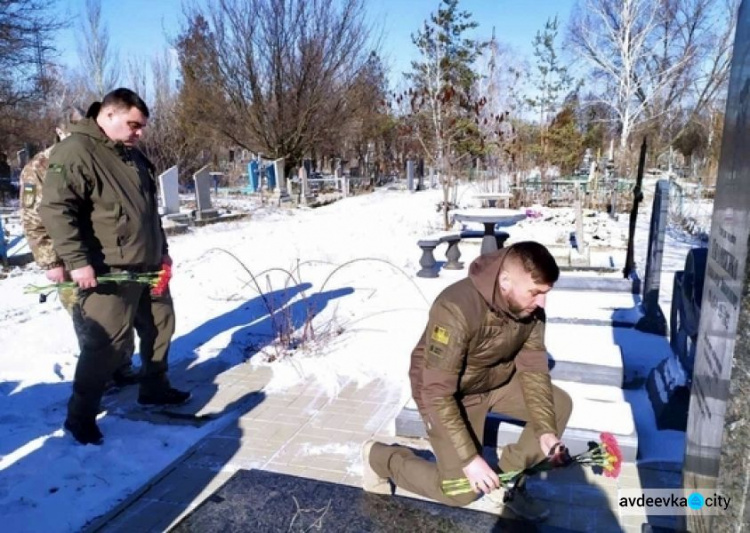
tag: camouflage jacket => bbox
[20,146,63,269]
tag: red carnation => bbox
[600,432,623,478]
[150,263,172,297]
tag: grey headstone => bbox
[636,180,669,336]
[17,148,27,168]
[342,176,349,197]
[158,166,180,215]
[298,165,308,202]
[407,159,415,191]
[193,166,214,214]
[683,4,750,530]
[273,158,285,192]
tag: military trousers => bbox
[59,286,136,374]
[370,373,572,507]
[67,281,176,422]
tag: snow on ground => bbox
[0,181,707,531]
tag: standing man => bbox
[40,88,190,446]
[363,241,572,521]
[20,105,139,387]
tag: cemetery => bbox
[0,0,748,532]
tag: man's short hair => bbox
[505,241,560,285]
[101,88,150,118]
[53,106,84,142]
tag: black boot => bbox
[112,364,141,387]
[138,386,191,406]
[502,475,550,522]
[64,418,104,445]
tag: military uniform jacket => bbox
[19,146,63,269]
[409,248,557,466]
[39,118,167,273]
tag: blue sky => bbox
[54,0,577,88]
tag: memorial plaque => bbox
[683,3,750,530]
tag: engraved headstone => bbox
[683,4,750,530]
[158,166,180,215]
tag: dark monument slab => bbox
[172,469,571,532]
[636,179,669,336]
[683,3,750,530]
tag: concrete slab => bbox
[546,290,642,325]
[546,323,624,386]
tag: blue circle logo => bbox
[688,492,704,510]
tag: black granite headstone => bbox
[172,469,571,532]
[682,2,750,530]
[636,179,669,336]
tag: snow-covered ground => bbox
[0,181,707,531]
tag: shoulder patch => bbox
[431,325,451,345]
[48,163,65,174]
[22,183,36,208]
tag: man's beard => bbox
[507,295,535,319]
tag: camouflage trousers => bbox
[67,282,176,422]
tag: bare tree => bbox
[568,0,737,169]
[0,0,62,151]
[175,0,374,172]
[76,0,120,99]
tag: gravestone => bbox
[341,175,349,197]
[272,158,284,192]
[683,4,750,530]
[636,179,669,336]
[17,148,27,168]
[247,160,258,192]
[157,166,180,215]
[407,159,415,191]
[298,165,309,204]
[193,166,218,220]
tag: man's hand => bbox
[539,433,568,466]
[461,456,500,494]
[70,265,97,289]
[45,266,67,283]
[539,433,560,456]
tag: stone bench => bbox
[417,231,464,278]
[394,380,638,462]
[416,230,510,278]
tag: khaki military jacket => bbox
[409,247,557,466]
[39,118,167,273]
[19,146,62,269]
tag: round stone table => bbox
[450,208,527,255]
